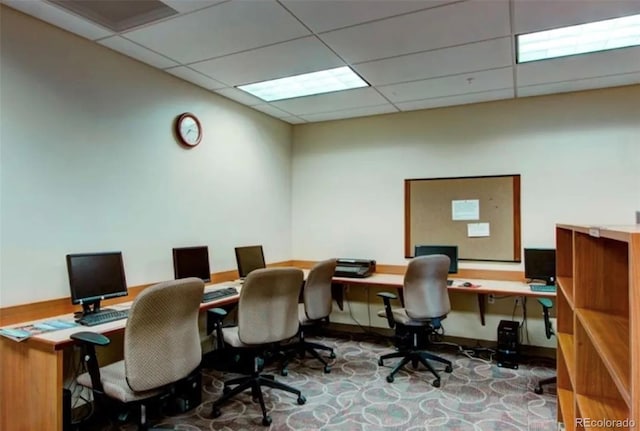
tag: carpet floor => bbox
[141,334,558,431]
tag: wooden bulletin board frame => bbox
[404,174,521,262]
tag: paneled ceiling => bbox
[4,0,640,124]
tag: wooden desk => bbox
[0,281,240,431]
[331,273,556,326]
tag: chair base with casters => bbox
[534,375,557,394]
[208,307,306,426]
[377,291,453,387]
[280,325,336,375]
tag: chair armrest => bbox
[537,298,554,339]
[71,331,111,346]
[377,291,397,329]
[207,308,228,350]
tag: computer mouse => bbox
[463,282,473,287]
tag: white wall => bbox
[0,7,293,306]
[291,86,640,267]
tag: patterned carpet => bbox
[145,334,558,431]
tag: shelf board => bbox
[576,309,630,406]
[558,389,575,431]
[557,276,574,307]
[557,332,575,388]
[575,394,630,430]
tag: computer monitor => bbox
[524,248,556,285]
[235,245,266,279]
[172,246,211,283]
[66,251,128,315]
[414,245,458,274]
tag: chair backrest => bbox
[124,277,204,392]
[237,267,304,345]
[403,255,451,320]
[303,258,337,320]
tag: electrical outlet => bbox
[488,293,495,304]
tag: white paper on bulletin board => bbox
[467,222,490,237]
[452,199,479,221]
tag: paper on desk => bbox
[0,319,77,342]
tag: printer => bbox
[334,258,376,278]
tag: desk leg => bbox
[397,288,404,308]
[332,283,345,311]
[477,293,486,326]
[1,339,64,431]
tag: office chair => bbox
[208,267,306,426]
[534,298,557,394]
[377,255,453,387]
[70,277,205,431]
[281,258,337,375]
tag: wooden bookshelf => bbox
[555,224,639,431]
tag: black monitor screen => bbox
[235,245,266,278]
[414,245,458,274]
[66,252,128,310]
[173,246,211,282]
[524,248,556,285]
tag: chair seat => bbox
[377,309,433,326]
[77,360,164,403]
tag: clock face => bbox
[176,113,202,147]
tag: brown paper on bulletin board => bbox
[405,175,521,262]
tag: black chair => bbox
[377,255,453,387]
[534,298,557,394]
[71,278,204,430]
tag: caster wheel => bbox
[534,386,543,395]
[281,369,288,377]
[297,395,306,405]
[386,375,394,383]
[223,386,231,394]
[445,365,453,373]
[324,365,331,373]
[378,359,384,366]
[262,416,272,426]
[329,351,336,359]
[432,379,441,388]
[212,408,222,418]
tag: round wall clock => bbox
[175,112,202,147]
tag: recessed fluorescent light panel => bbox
[236,66,369,102]
[517,13,640,63]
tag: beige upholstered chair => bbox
[377,255,453,387]
[209,267,306,426]
[71,277,204,430]
[282,258,337,374]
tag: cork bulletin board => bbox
[405,174,521,262]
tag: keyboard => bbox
[77,309,128,326]
[202,286,238,303]
[530,284,557,293]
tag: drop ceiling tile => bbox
[191,36,345,86]
[165,66,227,90]
[517,72,640,98]
[280,0,452,33]
[513,0,640,34]
[319,0,510,63]
[298,104,399,122]
[3,0,113,40]
[99,36,179,68]
[378,67,514,103]
[271,87,388,115]
[122,0,310,64]
[160,0,226,14]
[354,37,512,86]
[517,46,640,87]
[214,88,264,106]
[250,104,294,118]
[396,88,514,111]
